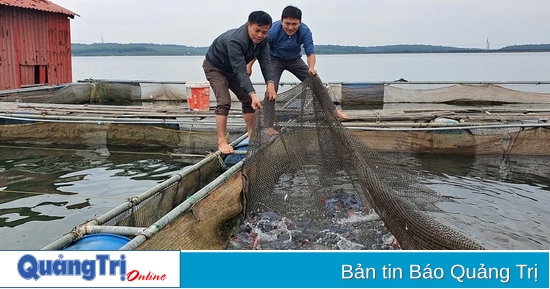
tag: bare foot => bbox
[263,127,279,136]
[218,142,234,154]
[334,110,349,120]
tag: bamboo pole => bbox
[40,133,248,250]
[119,160,244,250]
[75,79,550,86]
[345,122,550,131]
[78,225,146,236]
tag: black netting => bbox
[242,75,484,250]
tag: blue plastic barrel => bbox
[64,233,131,250]
[223,138,248,165]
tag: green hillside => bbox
[71,43,550,56]
[71,43,207,56]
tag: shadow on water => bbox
[0,144,196,250]
[0,202,66,228]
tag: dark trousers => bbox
[203,59,253,116]
[263,57,336,127]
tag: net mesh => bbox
[384,83,550,104]
[104,158,220,229]
[243,75,485,250]
[90,82,188,103]
[0,83,91,103]
[101,155,245,250]
[135,170,244,250]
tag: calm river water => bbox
[1,52,550,250]
[72,52,550,83]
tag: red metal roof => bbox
[0,0,78,18]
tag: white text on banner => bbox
[179,251,549,288]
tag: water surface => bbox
[72,52,550,83]
[0,145,195,250]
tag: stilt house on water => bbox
[0,0,78,90]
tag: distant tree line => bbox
[71,43,208,56]
[71,43,550,56]
[499,44,550,52]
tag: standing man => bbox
[250,5,348,135]
[203,11,277,154]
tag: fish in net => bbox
[239,74,484,250]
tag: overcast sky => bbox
[52,0,548,49]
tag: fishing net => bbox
[0,83,92,104]
[335,82,550,108]
[384,83,550,104]
[90,81,187,103]
[242,74,485,250]
[102,158,220,230]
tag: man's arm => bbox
[301,23,317,75]
[307,54,317,75]
[257,42,277,101]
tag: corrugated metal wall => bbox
[48,12,72,85]
[0,8,18,89]
[0,6,72,90]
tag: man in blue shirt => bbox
[203,11,277,154]
[250,5,349,136]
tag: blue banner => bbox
[179,251,548,288]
